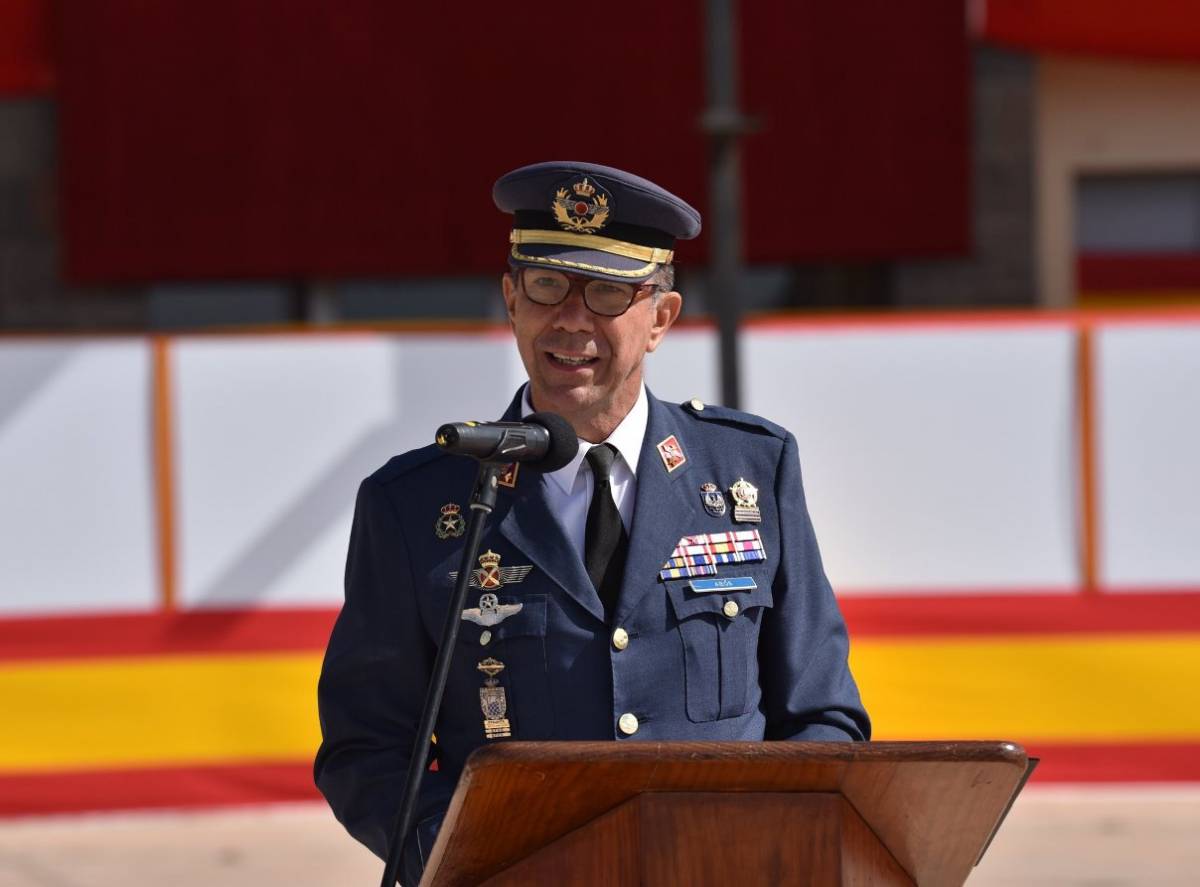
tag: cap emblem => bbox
[552,176,611,233]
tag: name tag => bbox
[688,576,758,594]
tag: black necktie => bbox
[584,444,629,620]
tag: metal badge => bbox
[462,592,523,627]
[449,549,534,589]
[699,482,726,517]
[435,502,466,539]
[477,657,511,739]
[656,435,687,473]
[497,462,520,489]
[552,176,612,234]
[729,478,762,524]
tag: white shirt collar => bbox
[521,384,648,495]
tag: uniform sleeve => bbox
[760,432,871,742]
[314,477,455,885]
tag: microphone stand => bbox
[379,460,504,887]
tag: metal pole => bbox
[703,0,747,409]
[379,461,503,887]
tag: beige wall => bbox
[1036,56,1200,307]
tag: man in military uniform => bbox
[315,161,870,884]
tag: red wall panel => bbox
[983,0,1200,62]
[741,1,970,260]
[56,1,968,282]
[0,0,52,94]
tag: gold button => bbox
[723,600,740,619]
[689,398,705,411]
[612,627,629,651]
[479,630,492,645]
[618,713,639,735]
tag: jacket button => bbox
[612,627,629,651]
[618,713,639,735]
[689,398,705,411]
[479,630,492,645]
[723,600,740,619]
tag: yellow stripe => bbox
[5,634,1200,772]
[850,633,1200,741]
[1,653,322,772]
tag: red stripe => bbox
[983,0,1200,64]
[840,590,1200,637]
[1025,743,1200,783]
[0,608,338,662]
[1078,253,1200,291]
[743,307,1200,331]
[5,591,1200,662]
[2,742,1195,818]
[0,762,320,817]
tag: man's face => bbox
[502,268,682,440]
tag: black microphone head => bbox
[525,412,577,472]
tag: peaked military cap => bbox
[493,161,702,282]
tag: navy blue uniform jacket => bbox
[315,389,870,876]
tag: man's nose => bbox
[551,285,594,331]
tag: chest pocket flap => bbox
[665,581,774,621]
[665,579,774,723]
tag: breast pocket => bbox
[666,580,774,723]
[456,594,554,739]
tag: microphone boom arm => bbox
[379,460,503,887]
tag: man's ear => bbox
[501,272,518,323]
[646,291,683,353]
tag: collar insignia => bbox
[656,435,687,473]
[498,462,519,489]
[552,176,612,233]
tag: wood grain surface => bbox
[421,741,1026,887]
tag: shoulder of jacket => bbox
[368,443,464,487]
[673,397,789,441]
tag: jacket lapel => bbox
[493,387,605,622]
[612,393,697,626]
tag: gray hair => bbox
[648,263,675,304]
[650,263,675,293]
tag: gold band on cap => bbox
[510,246,659,278]
[510,229,674,265]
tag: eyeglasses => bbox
[519,268,655,317]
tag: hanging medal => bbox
[477,657,511,739]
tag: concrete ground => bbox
[0,785,1197,886]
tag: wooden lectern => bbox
[419,741,1029,886]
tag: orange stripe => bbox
[152,337,177,611]
[1077,324,1099,594]
[1,652,323,770]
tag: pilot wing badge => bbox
[449,549,534,590]
[461,592,523,627]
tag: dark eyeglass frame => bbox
[518,267,658,318]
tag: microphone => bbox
[435,411,577,472]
